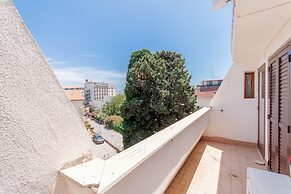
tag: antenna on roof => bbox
[213,0,231,10]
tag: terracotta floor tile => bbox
[165,187,175,194]
[172,190,186,194]
[165,140,266,194]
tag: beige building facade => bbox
[63,87,85,118]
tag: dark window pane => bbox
[245,72,254,98]
[262,70,265,99]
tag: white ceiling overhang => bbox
[232,0,291,65]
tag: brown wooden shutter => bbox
[278,47,290,175]
[269,43,291,176]
[269,58,278,172]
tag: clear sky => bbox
[13,0,233,93]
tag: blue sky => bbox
[14,0,233,93]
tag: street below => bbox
[87,119,124,159]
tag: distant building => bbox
[84,80,116,109]
[64,86,84,96]
[108,85,116,96]
[195,79,223,107]
[63,87,85,117]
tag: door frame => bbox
[258,64,266,159]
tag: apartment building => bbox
[84,80,116,105]
[64,86,84,96]
[1,1,290,194]
[195,79,223,107]
[108,85,116,96]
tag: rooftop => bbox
[64,86,84,89]
[64,90,85,101]
[195,90,217,97]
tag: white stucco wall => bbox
[205,63,258,143]
[197,96,213,108]
[264,18,291,58]
[229,0,291,139]
[205,16,291,145]
[0,1,92,193]
[54,172,97,194]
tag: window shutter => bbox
[269,43,291,176]
[269,58,278,172]
[278,48,290,175]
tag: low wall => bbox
[59,108,211,194]
[98,107,211,194]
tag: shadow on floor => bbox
[165,140,266,194]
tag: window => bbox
[244,72,254,98]
[261,70,265,99]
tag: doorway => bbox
[258,64,265,159]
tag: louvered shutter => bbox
[269,58,278,172]
[269,43,291,176]
[278,47,290,175]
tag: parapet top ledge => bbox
[60,158,105,190]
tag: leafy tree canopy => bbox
[121,49,196,148]
[102,94,125,116]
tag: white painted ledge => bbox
[60,158,104,189]
[59,107,211,194]
[99,107,211,193]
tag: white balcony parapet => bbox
[59,158,105,192]
[59,107,211,194]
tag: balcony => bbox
[58,106,279,194]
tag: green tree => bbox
[121,49,196,148]
[102,94,125,116]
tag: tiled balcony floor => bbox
[165,140,266,194]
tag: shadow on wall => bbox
[54,175,94,194]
